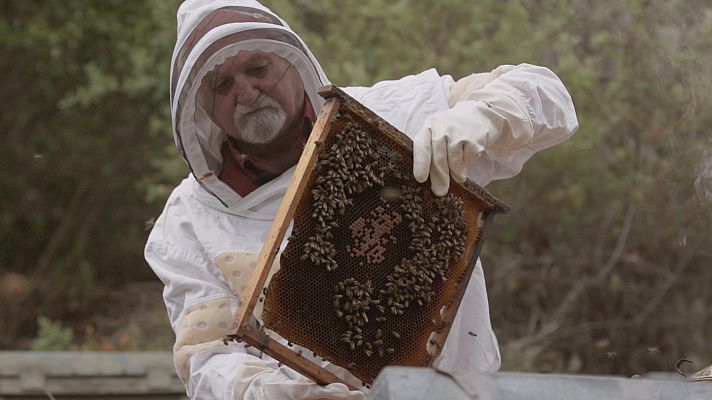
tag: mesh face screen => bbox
[262,107,491,384]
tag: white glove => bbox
[413,86,533,196]
[242,365,365,400]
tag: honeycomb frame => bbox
[234,85,509,388]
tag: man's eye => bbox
[215,77,232,94]
[248,64,269,76]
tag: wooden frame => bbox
[232,85,509,388]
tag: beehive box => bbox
[234,85,509,388]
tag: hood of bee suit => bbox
[170,0,329,218]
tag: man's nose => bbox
[233,77,261,106]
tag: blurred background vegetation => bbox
[1,0,710,375]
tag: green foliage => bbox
[1,0,710,376]
[31,316,74,351]
[0,0,183,321]
[480,0,712,374]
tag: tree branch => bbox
[505,204,636,352]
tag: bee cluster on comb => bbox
[257,86,508,385]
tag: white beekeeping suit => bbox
[145,1,578,399]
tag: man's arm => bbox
[414,63,579,193]
[144,192,363,400]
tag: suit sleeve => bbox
[449,63,579,186]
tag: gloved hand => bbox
[243,365,365,400]
[413,86,533,196]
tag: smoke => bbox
[695,150,712,203]
[656,4,712,205]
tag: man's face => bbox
[199,50,305,146]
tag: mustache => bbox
[233,94,280,124]
[230,93,287,146]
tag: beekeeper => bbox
[144,1,579,399]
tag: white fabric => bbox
[446,69,501,107]
[414,64,579,195]
[464,64,579,186]
[146,1,579,399]
[239,365,364,400]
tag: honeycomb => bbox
[261,94,506,384]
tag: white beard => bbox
[233,94,287,145]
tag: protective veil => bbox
[145,1,578,399]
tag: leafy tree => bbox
[1,0,709,375]
[0,0,183,345]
